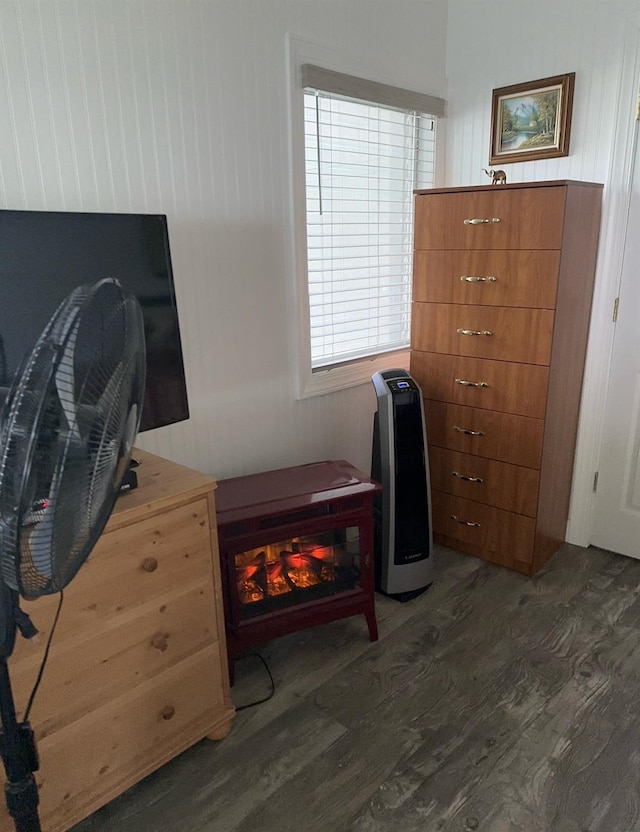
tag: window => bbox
[296,64,444,395]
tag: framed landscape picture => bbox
[489,72,575,165]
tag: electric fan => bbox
[0,277,146,832]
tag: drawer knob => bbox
[451,514,481,527]
[452,471,483,483]
[141,557,159,573]
[463,217,501,225]
[454,425,485,437]
[151,632,169,652]
[455,378,489,388]
[161,705,176,721]
[457,328,493,337]
[460,275,497,283]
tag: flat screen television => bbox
[0,209,189,432]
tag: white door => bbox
[592,125,640,556]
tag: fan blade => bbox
[0,278,146,597]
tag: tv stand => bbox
[116,456,141,493]
[2,449,234,832]
[118,465,139,492]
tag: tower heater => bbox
[371,369,433,601]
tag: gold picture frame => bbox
[489,73,575,165]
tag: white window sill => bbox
[298,349,410,398]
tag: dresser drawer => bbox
[16,498,215,645]
[425,400,544,469]
[11,581,218,737]
[414,186,566,250]
[428,446,539,517]
[432,491,535,569]
[411,352,548,418]
[412,303,554,365]
[29,646,226,832]
[413,250,560,308]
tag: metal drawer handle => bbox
[463,217,501,225]
[451,515,481,527]
[457,328,493,337]
[454,425,485,436]
[455,378,489,388]
[460,275,497,283]
[452,471,483,483]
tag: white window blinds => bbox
[302,67,443,370]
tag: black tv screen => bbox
[0,210,189,432]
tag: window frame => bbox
[286,36,445,399]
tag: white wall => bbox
[6,0,632,541]
[446,0,639,187]
[0,0,448,479]
[445,0,640,543]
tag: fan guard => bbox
[0,278,146,599]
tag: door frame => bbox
[567,21,640,547]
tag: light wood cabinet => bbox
[411,180,603,575]
[2,449,234,832]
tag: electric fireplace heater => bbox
[216,460,381,675]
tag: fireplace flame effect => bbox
[236,537,337,605]
[266,559,290,596]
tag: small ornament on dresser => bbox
[483,168,507,185]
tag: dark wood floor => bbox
[72,543,640,832]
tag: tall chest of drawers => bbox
[410,180,602,575]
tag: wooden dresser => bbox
[1,449,234,832]
[410,180,602,575]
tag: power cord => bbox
[24,590,64,722]
[234,652,275,712]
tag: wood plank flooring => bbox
[72,543,640,832]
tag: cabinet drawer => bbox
[413,250,560,308]
[412,303,554,365]
[411,352,548,418]
[414,187,566,250]
[432,491,535,569]
[428,446,539,517]
[11,581,218,737]
[424,400,544,469]
[16,498,215,644]
[24,647,227,832]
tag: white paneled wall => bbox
[446,0,637,187]
[0,0,447,479]
[7,0,636,540]
[446,0,640,543]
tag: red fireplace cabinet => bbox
[215,460,382,674]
